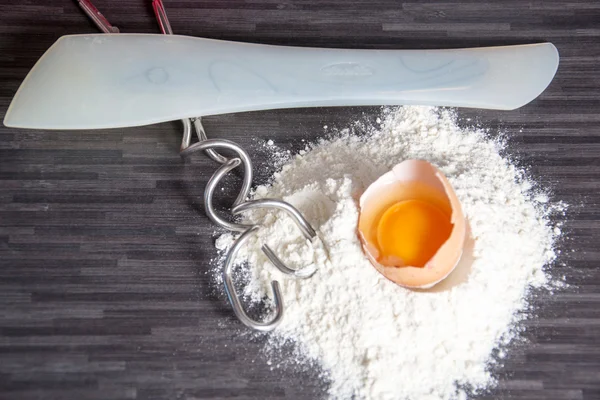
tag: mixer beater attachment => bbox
[79,0,321,332]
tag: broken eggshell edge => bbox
[358,159,467,289]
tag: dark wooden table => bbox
[1,1,599,399]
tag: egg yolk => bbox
[376,199,453,268]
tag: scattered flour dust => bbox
[214,106,560,400]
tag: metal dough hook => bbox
[151,1,288,330]
[223,226,284,331]
[78,0,319,331]
[180,136,321,331]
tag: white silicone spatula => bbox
[3,34,559,130]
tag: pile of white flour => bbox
[214,106,560,400]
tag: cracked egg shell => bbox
[357,159,466,289]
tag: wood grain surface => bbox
[1,1,599,399]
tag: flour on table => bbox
[214,106,561,400]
